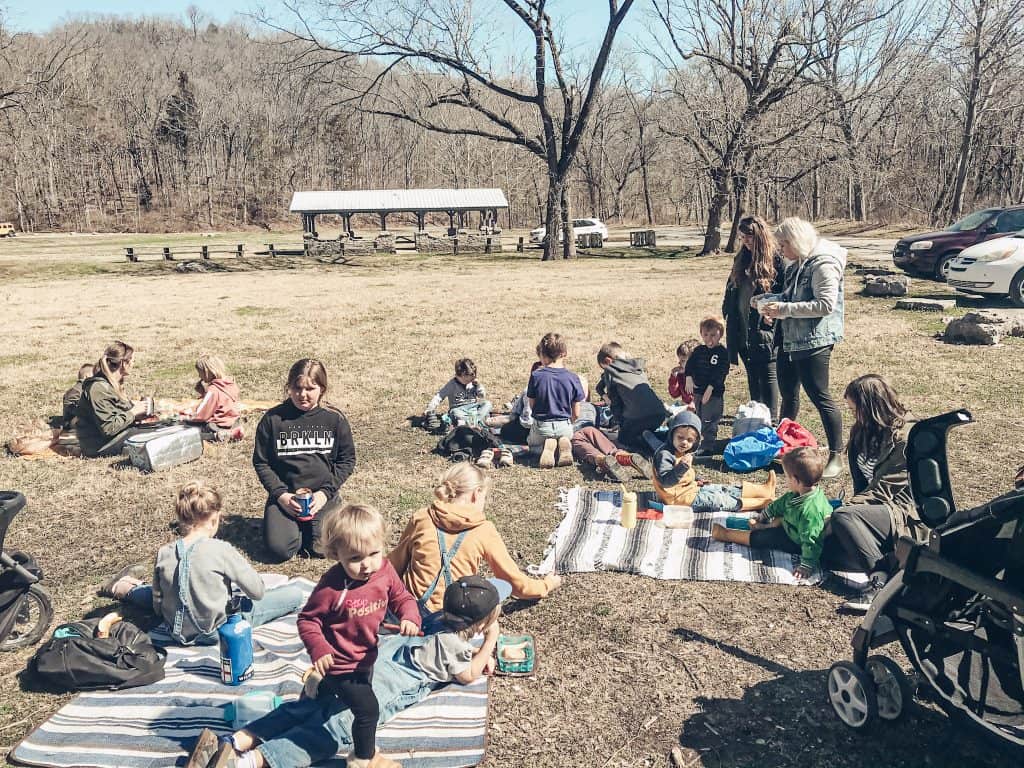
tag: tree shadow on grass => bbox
[669,627,1010,768]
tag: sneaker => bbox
[185,728,220,768]
[497,447,514,467]
[227,426,245,442]
[841,574,888,613]
[98,564,149,599]
[556,436,573,466]
[539,438,557,469]
[628,453,653,479]
[475,448,495,468]
[600,454,631,483]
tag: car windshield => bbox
[948,209,999,232]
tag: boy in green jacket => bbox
[712,447,832,579]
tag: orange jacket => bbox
[388,499,557,613]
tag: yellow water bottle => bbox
[620,485,637,529]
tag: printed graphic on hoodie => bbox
[277,428,335,456]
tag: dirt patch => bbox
[0,251,1021,767]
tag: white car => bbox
[947,231,1024,307]
[529,217,609,244]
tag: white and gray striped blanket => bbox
[532,487,811,585]
[12,579,488,768]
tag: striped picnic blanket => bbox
[11,579,488,768]
[531,487,811,585]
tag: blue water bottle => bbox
[219,599,254,686]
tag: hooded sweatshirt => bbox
[190,378,242,428]
[388,499,558,613]
[75,375,136,458]
[651,410,702,505]
[596,356,667,426]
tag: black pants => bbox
[618,411,667,453]
[777,345,843,453]
[749,505,894,574]
[320,670,379,759]
[741,353,779,422]
[263,493,341,562]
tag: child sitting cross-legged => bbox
[424,357,491,428]
[652,411,776,512]
[712,446,833,580]
[187,575,507,768]
[181,353,244,442]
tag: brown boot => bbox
[368,751,402,768]
[740,469,776,500]
[740,494,772,512]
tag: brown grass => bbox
[0,239,1021,767]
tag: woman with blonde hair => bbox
[75,340,150,457]
[759,217,847,478]
[722,214,785,419]
[388,463,561,623]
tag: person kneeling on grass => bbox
[651,410,776,512]
[186,575,507,768]
[712,446,833,581]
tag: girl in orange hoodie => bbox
[183,353,243,441]
[388,464,561,620]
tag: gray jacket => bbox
[776,238,847,353]
[596,356,667,425]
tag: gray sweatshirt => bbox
[152,537,265,643]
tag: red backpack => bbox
[776,418,818,455]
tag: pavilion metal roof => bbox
[290,188,508,214]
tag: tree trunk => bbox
[542,178,559,261]
[701,168,731,255]
[560,178,576,260]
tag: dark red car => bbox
[893,205,1024,280]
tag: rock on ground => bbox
[863,274,909,296]
[942,310,1024,345]
[895,298,956,311]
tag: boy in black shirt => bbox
[683,316,730,454]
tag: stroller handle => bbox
[937,489,1024,535]
[0,491,27,554]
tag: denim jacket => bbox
[777,239,847,354]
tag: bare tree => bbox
[262,0,635,260]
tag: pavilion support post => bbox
[416,212,426,232]
[447,210,456,236]
[343,214,352,237]
[379,213,387,232]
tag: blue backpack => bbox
[723,427,783,472]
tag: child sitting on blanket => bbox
[712,447,833,580]
[425,357,491,428]
[99,481,304,645]
[61,363,95,429]
[652,411,776,512]
[187,575,505,768]
[180,353,244,442]
[389,463,561,617]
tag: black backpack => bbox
[435,425,499,462]
[30,617,167,691]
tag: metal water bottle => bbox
[219,600,253,686]
[619,485,637,529]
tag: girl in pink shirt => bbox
[182,353,243,441]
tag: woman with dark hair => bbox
[827,374,923,613]
[75,340,150,457]
[759,217,847,478]
[722,215,785,420]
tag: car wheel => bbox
[932,251,959,281]
[1010,269,1024,308]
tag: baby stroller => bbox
[826,410,1024,755]
[0,491,53,651]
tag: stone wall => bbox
[304,235,395,258]
[415,233,502,254]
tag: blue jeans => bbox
[124,584,305,644]
[527,419,573,451]
[691,484,742,512]
[248,635,436,768]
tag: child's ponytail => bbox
[433,463,491,504]
[175,481,222,534]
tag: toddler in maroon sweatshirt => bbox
[297,503,421,768]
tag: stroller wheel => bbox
[0,584,54,652]
[827,661,878,730]
[866,655,911,722]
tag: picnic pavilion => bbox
[289,188,510,237]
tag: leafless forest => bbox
[1,0,1023,254]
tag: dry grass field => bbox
[0,233,1022,768]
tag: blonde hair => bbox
[175,481,222,534]
[195,353,229,383]
[433,463,492,504]
[775,217,819,260]
[458,604,501,640]
[96,341,134,397]
[318,503,387,561]
[77,363,95,381]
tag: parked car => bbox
[0,222,15,238]
[892,205,1024,280]
[529,217,609,244]
[947,230,1024,307]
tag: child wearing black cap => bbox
[652,410,776,512]
[188,576,507,768]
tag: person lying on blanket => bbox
[711,447,833,580]
[99,481,304,645]
[186,575,507,768]
[650,410,776,512]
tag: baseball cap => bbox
[439,576,512,630]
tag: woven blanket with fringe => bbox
[531,487,812,585]
[12,578,488,768]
